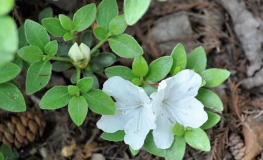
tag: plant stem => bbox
[90,39,107,55]
[76,67,81,82]
[49,56,72,62]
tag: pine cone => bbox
[0,111,46,149]
[229,133,245,160]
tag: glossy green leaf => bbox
[77,77,93,93]
[165,136,186,160]
[8,79,20,89]
[170,43,187,75]
[196,88,223,111]
[90,52,116,67]
[42,18,68,37]
[132,78,142,86]
[73,3,96,32]
[145,56,173,82]
[172,123,185,136]
[109,14,127,35]
[12,57,23,70]
[18,25,27,48]
[101,130,125,142]
[132,55,148,77]
[93,26,108,40]
[38,7,53,23]
[0,144,19,160]
[68,96,88,126]
[68,85,79,95]
[184,128,210,152]
[40,86,72,109]
[52,61,72,72]
[129,146,140,156]
[124,0,150,25]
[0,82,26,112]
[83,71,99,89]
[0,62,20,83]
[0,0,14,15]
[25,19,49,51]
[26,60,52,95]
[81,31,93,47]
[201,111,221,130]
[108,34,143,58]
[59,14,73,31]
[63,32,74,41]
[141,84,157,95]
[144,131,166,157]
[44,40,58,57]
[96,0,118,31]
[17,45,43,62]
[105,66,137,81]
[0,16,18,64]
[200,68,230,87]
[186,46,207,74]
[82,89,116,115]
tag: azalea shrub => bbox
[0,0,230,159]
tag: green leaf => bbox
[83,71,99,89]
[38,7,53,23]
[101,130,125,142]
[132,78,142,86]
[8,79,20,88]
[109,14,127,35]
[172,123,185,136]
[0,144,12,157]
[0,82,26,112]
[196,88,223,111]
[200,68,230,87]
[105,66,136,81]
[132,55,148,77]
[52,61,72,72]
[129,146,140,156]
[82,89,116,115]
[184,128,211,152]
[165,136,186,160]
[141,84,157,95]
[0,0,14,15]
[201,111,221,130]
[0,16,18,63]
[26,60,52,95]
[17,45,43,62]
[96,0,118,31]
[108,34,143,58]
[124,0,151,25]
[25,19,49,51]
[18,25,27,49]
[57,44,69,57]
[77,77,93,93]
[44,40,58,57]
[68,85,79,95]
[0,153,3,160]
[71,70,77,84]
[90,52,116,67]
[81,31,93,47]
[144,131,166,157]
[73,4,96,32]
[12,57,23,70]
[145,56,173,82]
[93,26,108,40]
[59,14,73,31]
[68,96,88,126]
[0,62,20,83]
[186,46,207,74]
[42,18,68,37]
[63,32,74,41]
[170,43,187,75]
[40,86,72,109]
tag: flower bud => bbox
[68,43,91,68]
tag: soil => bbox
[2,0,263,159]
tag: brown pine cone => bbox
[0,111,46,150]
[229,133,245,160]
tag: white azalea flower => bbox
[151,69,208,149]
[68,43,91,68]
[97,76,156,150]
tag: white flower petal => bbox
[166,98,208,128]
[68,43,83,62]
[151,90,165,115]
[124,103,156,150]
[79,43,90,58]
[152,108,174,149]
